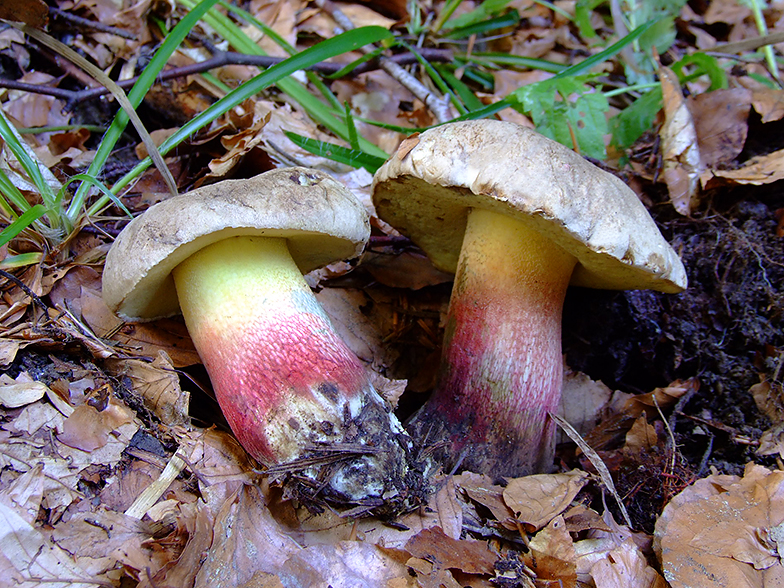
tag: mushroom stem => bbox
[172,235,409,501]
[411,207,577,476]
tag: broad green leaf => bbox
[610,88,663,150]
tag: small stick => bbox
[49,6,137,40]
[0,48,454,109]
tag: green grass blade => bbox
[69,0,222,220]
[0,109,58,212]
[469,52,567,73]
[284,131,387,173]
[0,167,31,217]
[436,65,484,112]
[0,251,42,268]
[96,26,392,209]
[0,204,46,248]
[452,20,658,122]
[178,0,388,159]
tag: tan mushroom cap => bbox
[372,120,687,293]
[104,167,370,320]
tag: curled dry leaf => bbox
[690,88,751,168]
[503,470,590,532]
[104,350,190,426]
[659,64,702,215]
[525,515,578,587]
[588,538,667,588]
[0,373,48,408]
[655,463,784,587]
[557,366,613,439]
[454,471,516,530]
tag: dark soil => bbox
[563,185,784,479]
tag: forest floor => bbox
[1,0,783,586]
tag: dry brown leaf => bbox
[434,475,463,541]
[405,526,498,575]
[659,64,702,215]
[589,538,667,588]
[752,88,784,123]
[655,463,784,587]
[623,414,659,454]
[557,366,614,440]
[0,373,48,408]
[525,515,578,587]
[51,508,155,581]
[141,501,214,588]
[58,398,135,452]
[316,287,399,368]
[690,88,751,168]
[104,351,190,426]
[79,287,200,367]
[0,0,47,26]
[0,500,99,588]
[280,541,414,588]
[704,148,784,186]
[0,464,44,524]
[503,470,589,531]
[455,471,516,529]
[206,110,271,178]
[174,428,255,515]
[194,484,301,586]
[361,250,454,290]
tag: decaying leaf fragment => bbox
[659,64,702,215]
[655,463,784,587]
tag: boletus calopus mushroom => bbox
[103,167,425,512]
[372,120,687,477]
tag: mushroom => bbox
[372,120,687,476]
[103,167,423,509]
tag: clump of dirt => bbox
[563,189,784,477]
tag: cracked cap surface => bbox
[103,167,370,320]
[372,120,687,293]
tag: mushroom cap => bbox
[104,167,370,320]
[372,120,687,293]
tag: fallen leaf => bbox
[589,538,667,588]
[659,64,702,215]
[525,515,578,587]
[503,470,589,531]
[690,88,751,168]
[655,463,784,587]
[454,471,516,530]
[0,501,99,588]
[104,351,190,426]
[194,484,300,586]
[752,88,784,123]
[405,526,498,575]
[0,373,48,408]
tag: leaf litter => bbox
[1,0,784,586]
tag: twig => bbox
[551,412,634,528]
[0,48,453,109]
[0,268,52,320]
[314,0,454,123]
[49,6,137,40]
